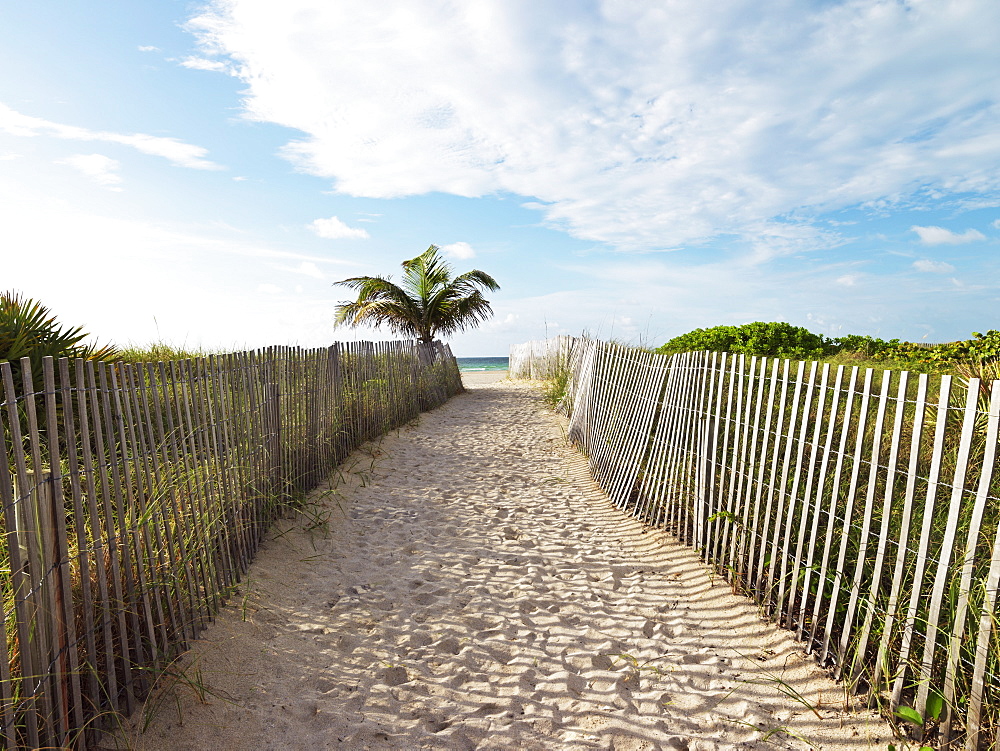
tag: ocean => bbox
[456,356,509,372]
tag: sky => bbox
[2,1,1000,357]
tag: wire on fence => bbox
[510,336,1000,750]
[0,339,462,749]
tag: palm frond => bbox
[452,268,500,292]
[331,245,500,342]
[1,290,117,365]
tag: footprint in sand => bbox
[420,716,450,733]
[380,665,409,686]
[333,634,360,653]
[590,654,615,670]
[407,632,433,649]
[126,382,893,751]
[435,636,462,655]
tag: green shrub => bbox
[827,334,902,358]
[656,321,829,359]
[656,323,1000,375]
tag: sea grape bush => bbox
[826,334,903,358]
[655,322,829,359]
[656,322,1000,370]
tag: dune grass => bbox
[114,342,224,364]
[522,335,1000,748]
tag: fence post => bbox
[11,469,66,744]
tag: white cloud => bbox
[187,0,1000,252]
[308,215,370,240]
[281,261,325,279]
[110,133,222,170]
[0,102,222,170]
[138,45,160,52]
[180,56,232,73]
[745,222,845,264]
[913,259,956,273]
[911,225,986,245]
[992,219,1000,230]
[58,153,123,188]
[257,283,283,294]
[0,153,19,161]
[835,274,860,287]
[440,241,475,260]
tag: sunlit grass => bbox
[114,342,224,363]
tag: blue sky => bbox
[2,0,999,356]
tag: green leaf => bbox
[708,510,738,524]
[894,706,923,726]
[332,245,499,343]
[925,691,944,721]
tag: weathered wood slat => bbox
[877,373,928,695]
[700,352,726,560]
[916,381,979,713]
[743,357,780,596]
[147,361,199,644]
[42,357,84,744]
[0,397,18,749]
[821,367,873,666]
[774,360,818,624]
[85,359,137,714]
[511,336,1000,746]
[785,362,827,632]
[891,375,952,708]
[765,360,806,617]
[809,365,859,655]
[0,361,41,748]
[849,371,909,687]
[15,358,58,747]
[733,356,767,587]
[711,354,738,563]
[718,354,748,565]
[666,352,701,540]
[836,369,891,679]
[797,363,840,641]
[0,341,460,747]
[946,380,1000,747]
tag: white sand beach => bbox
[121,378,891,750]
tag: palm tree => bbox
[332,245,500,343]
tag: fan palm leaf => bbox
[0,290,117,394]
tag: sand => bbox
[459,370,509,386]
[120,377,892,750]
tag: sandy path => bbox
[122,377,891,750]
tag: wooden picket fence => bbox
[511,336,1000,749]
[0,339,462,749]
[509,335,573,380]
